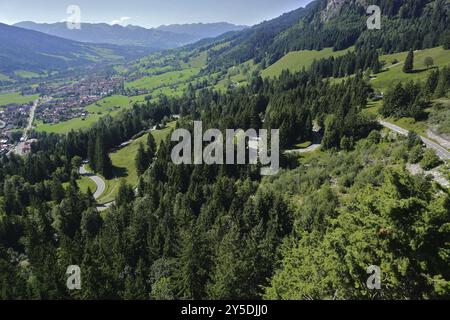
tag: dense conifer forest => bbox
[0,0,449,300]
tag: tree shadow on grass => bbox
[112,166,128,178]
[410,66,438,73]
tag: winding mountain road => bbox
[79,164,116,211]
[379,120,450,160]
[79,164,106,200]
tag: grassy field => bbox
[97,121,177,204]
[214,60,257,91]
[35,94,149,134]
[363,100,383,116]
[181,51,208,69]
[13,70,41,79]
[0,92,39,107]
[63,176,97,194]
[372,46,450,91]
[363,99,430,136]
[125,68,200,90]
[84,94,148,114]
[143,65,174,75]
[262,47,353,78]
[0,73,12,82]
[363,47,450,141]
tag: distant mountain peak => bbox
[13,21,248,49]
[156,22,248,39]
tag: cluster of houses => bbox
[39,75,124,98]
[35,75,126,124]
[36,100,88,124]
[0,136,11,155]
[0,104,32,130]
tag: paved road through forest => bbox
[79,164,106,199]
[379,120,450,160]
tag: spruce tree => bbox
[95,136,112,178]
[403,49,414,73]
[147,133,157,160]
[87,135,96,171]
[135,142,149,176]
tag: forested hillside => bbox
[0,23,154,74]
[204,0,449,71]
[1,61,449,299]
[0,0,449,300]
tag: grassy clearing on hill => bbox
[97,121,177,204]
[142,65,175,75]
[84,94,149,114]
[363,99,431,137]
[364,47,450,144]
[63,176,97,194]
[13,70,41,79]
[125,68,200,90]
[214,60,257,91]
[0,92,39,107]
[262,47,353,78]
[372,46,450,92]
[35,94,149,134]
[363,100,383,116]
[181,51,208,69]
[34,117,100,135]
[0,73,12,82]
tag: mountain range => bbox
[0,23,154,75]
[13,21,247,49]
[2,0,449,80]
[156,22,247,39]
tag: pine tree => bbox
[51,177,65,202]
[403,49,414,73]
[116,181,135,207]
[443,31,450,50]
[87,135,96,171]
[371,52,382,74]
[147,133,157,160]
[95,136,113,178]
[135,142,149,177]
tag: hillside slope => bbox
[0,23,153,74]
[204,0,449,72]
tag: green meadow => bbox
[262,47,353,78]
[0,92,39,107]
[0,73,12,82]
[63,176,97,194]
[372,46,450,92]
[35,94,149,134]
[13,70,41,79]
[214,60,257,91]
[125,68,200,90]
[97,121,177,204]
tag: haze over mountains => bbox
[0,23,154,74]
[14,21,248,49]
[156,22,247,39]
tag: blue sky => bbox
[0,0,313,28]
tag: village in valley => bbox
[0,73,128,155]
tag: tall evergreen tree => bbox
[135,142,149,177]
[403,49,414,73]
[147,133,157,160]
[95,136,113,178]
[87,135,96,171]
